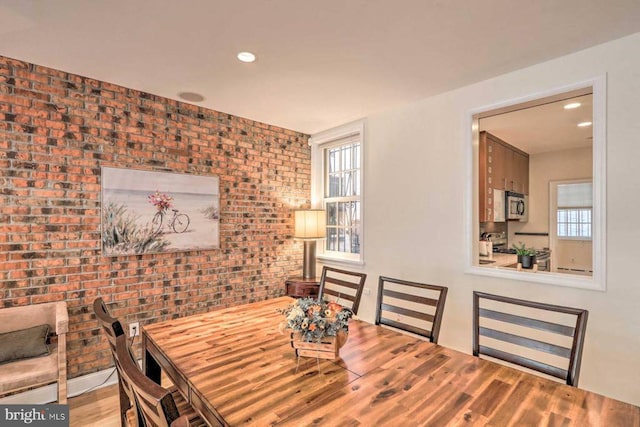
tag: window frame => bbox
[310,120,365,265]
[464,76,607,291]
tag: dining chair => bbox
[375,276,448,344]
[317,266,367,315]
[472,291,588,386]
[93,297,132,427]
[93,298,205,427]
[114,334,192,427]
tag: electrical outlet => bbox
[363,288,371,296]
[129,322,140,337]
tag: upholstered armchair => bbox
[0,301,68,403]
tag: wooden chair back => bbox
[317,266,367,315]
[376,276,448,344]
[93,297,132,426]
[115,334,189,427]
[472,291,588,386]
[93,298,126,359]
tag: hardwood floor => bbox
[68,384,125,427]
[69,373,172,426]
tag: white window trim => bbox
[310,119,365,265]
[464,76,607,291]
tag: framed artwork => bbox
[101,167,220,256]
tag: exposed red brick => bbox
[0,54,310,380]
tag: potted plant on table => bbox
[278,297,353,360]
[512,242,537,269]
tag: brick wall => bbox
[0,55,310,378]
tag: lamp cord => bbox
[67,332,138,399]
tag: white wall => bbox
[335,32,640,405]
[554,239,593,273]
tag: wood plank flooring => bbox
[68,384,123,427]
[69,374,172,426]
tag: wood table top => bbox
[142,297,639,426]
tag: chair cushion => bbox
[0,324,50,365]
[0,343,58,393]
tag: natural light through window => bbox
[325,142,361,255]
[310,120,364,264]
[557,208,592,239]
[557,182,592,240]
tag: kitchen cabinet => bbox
[512,151,529,194]
[479,131,529,222]
[479,131,498,222]
[491,140,508,190]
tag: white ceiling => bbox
[1,1,639,134]
[480,94,593,155]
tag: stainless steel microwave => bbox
[506,191,528,221]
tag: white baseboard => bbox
[0,367,119,405]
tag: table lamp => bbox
[294,209,326,279]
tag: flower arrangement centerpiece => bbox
[279,297,354,360]
[148,191,173,212]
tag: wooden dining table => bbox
[142,297,639,426]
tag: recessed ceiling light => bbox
[564,102,581,109]
[178,92,205,102]
[577,121,592,127]
[237,52,256,63]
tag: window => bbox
[557,209,591,238]
[556,182,592,239]
[325,142,361,254]
[310,120,364,264]
[467,76,606,291]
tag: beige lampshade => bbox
[294,209,326,239]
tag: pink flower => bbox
[148,191,173,211]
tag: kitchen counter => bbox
[478,253,517,268]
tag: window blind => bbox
[557,182,592,208]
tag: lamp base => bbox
[302,240,317,279]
